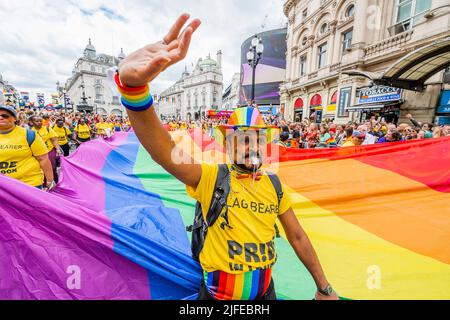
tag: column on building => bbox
[352,0,369,60]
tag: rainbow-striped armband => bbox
[114,72,154,112]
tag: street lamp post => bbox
[63,90,67,113]
[247,35,264,106]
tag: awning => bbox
[348,100,402,112]
[343,37,450,92]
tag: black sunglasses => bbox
[0,114,12,119]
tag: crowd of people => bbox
[0,105,131,190]
[2,102,450,191]
[275,114,450,149]
[163,112,450,149]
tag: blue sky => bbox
[0,0,286,102]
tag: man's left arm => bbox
[278,208,339,300]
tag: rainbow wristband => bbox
[115,73,153,112]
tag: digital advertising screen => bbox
[240,27,287,106]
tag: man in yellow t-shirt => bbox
[187,162,292,274]
[74,118,91,143]
[0,105,55,188]
[117,17,338,301]
[53,118,72,157]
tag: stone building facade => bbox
[65,39,126,115]
[158,51,223,120]
[281,0,450,124]
[222,72,241,110]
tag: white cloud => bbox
[0,0,286,103]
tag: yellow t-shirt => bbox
[53,126,71,146]
[96,123,109,135]
[33,126,58,151]
[0,126,48,187]
[342,139,356,147]
[75,124,91,140]
[187,163,293,274]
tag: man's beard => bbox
[235,152,263,172]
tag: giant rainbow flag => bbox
[0,130,449,300]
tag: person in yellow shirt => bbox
[342,131,366,148]
[116,16,338,301]
[95,118,112,139]
[74,118,92,143]
[31,115,62,182]
[53,118,72,157]
[0,105,55,189]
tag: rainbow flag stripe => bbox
[204,269,273,300]
[0,130,449,300]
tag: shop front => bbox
[309,94,323,124]
[325,91,338,120]
[349,86,403,124]
[435,90,450,125]
[294,98,304,122]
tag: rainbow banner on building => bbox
[0,131,449,300]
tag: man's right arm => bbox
[119,14,203,189]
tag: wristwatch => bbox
[318,285,334,296]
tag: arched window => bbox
[310,94,323,107]
[294,98,304,110]
[329,91,338,105]
[345,4,355,18]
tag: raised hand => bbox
[118,13,201,87]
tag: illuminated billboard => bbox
[240,28,287,106]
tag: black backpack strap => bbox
[267,172,284,238]
[186,164,231,232]
[206,164,231,229]
[267,173,284,204]
[186,164,231,262]
[26,129,36,148]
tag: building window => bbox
[345,4,355,18]
[394,0,431,33]
[91,65,95,72]
[299,55,307,76]
[342,29,353,53]
[95,86,103,102]
[317,43,328,69]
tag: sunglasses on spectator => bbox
[0,114,12,119]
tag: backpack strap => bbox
[26,129,36,148]
[205,164,231,228]
[186,164,231,232]
[186,164,231,262]
[267,172,284,238]
[267,173,284,204]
